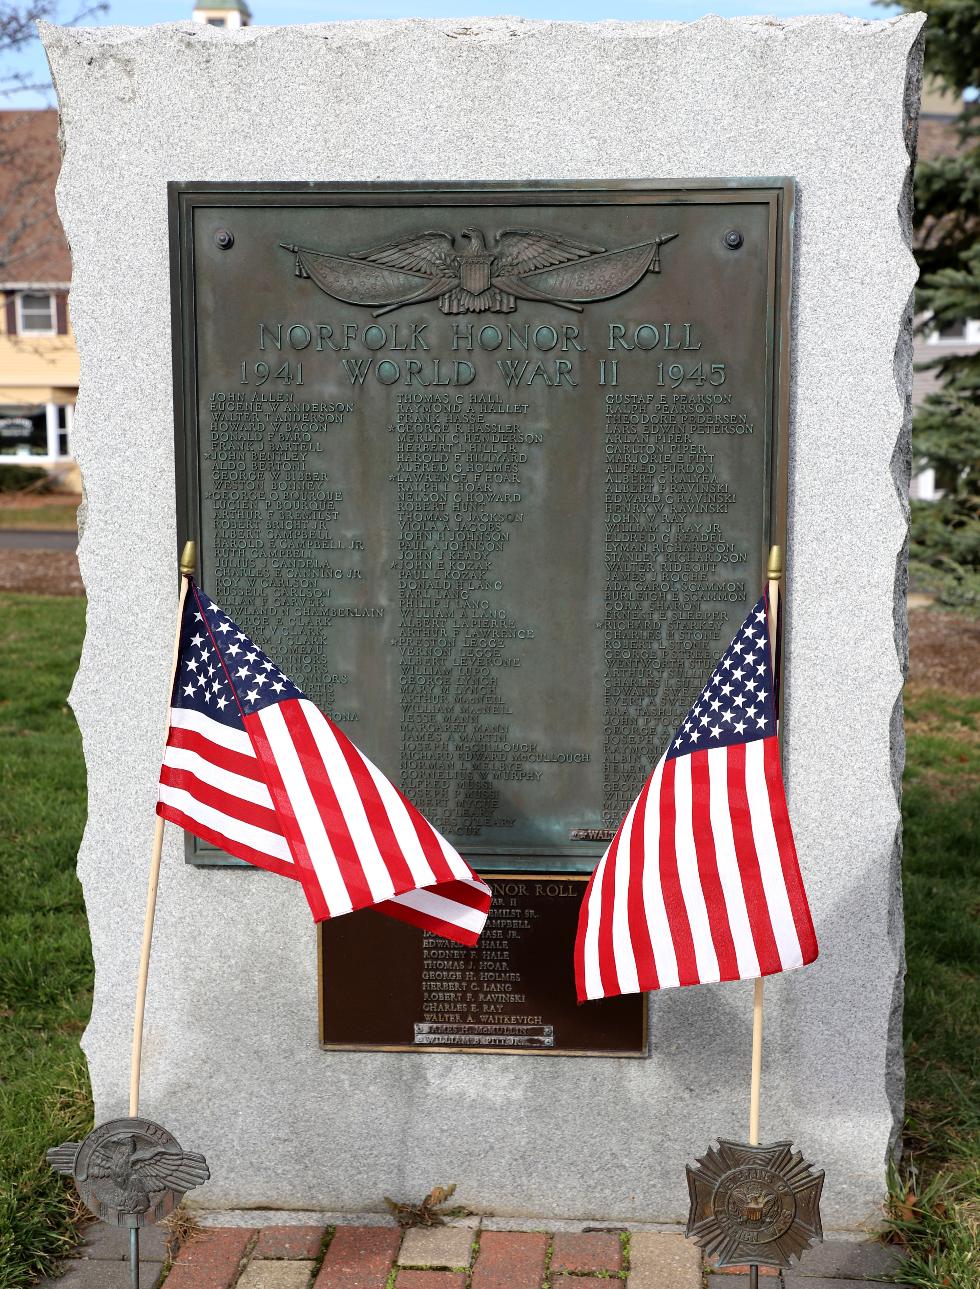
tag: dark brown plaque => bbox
[318,875,645,1055]
[171,181,792,872]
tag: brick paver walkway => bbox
[39,1221,904,1289]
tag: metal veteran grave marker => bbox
[171,181,792,1054]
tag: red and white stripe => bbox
[158,701,491,946]
[158,705,297,880]
[574,737,817,1001]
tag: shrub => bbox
[0,464,52,494]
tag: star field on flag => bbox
[157,580,492,945]
[574,591,818,1001]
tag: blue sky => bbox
[7,0,899,106]
[29,1,898,18]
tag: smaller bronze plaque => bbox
[319,874,646,1056]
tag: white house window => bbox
[17,291,55,334]
[56,404,71,457]
[207,16,227,24]
[926,317,980,344]
[0,406,47,455]
[0,402,74,459]
[938,319,966,340]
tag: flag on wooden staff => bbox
[157,580,492,945]
[575,589,817,1001]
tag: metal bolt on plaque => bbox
[686,1139,824,1274]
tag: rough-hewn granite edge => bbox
[883,21,925,1161]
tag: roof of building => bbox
[0,110,70,286]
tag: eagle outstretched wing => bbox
[130,1147,211,1193]
[46,1143,80,1176]
[350,231,458,275]
[496,235,678,306]
[493,228,605,276]
[282,233,458,314]
[86,1144,118,1179]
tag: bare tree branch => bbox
[1,3,109,95]
[1,2,107,51]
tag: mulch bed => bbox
[0,549,84,597]
[908,606,980,694]
[0,494,80,513]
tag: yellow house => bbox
[0,109,78,468]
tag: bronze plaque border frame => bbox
[317,873,649,1058]
[169,179,794,872]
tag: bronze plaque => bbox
[318,875,645,1055]
[171,181,792,871]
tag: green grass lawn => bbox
[887,686,979,1289]
[0,596,92,1289]
[0,593,976,1287]
[0,505,79,533]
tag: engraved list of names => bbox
[319,876,645,1054]
[174,183,790,872]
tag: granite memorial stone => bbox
[43,14,924,1225]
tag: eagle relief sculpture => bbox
[48,1117,210,1226]
[280,227,678,317]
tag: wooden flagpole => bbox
[749,973,764,1146]
[129,540,196,1119]
[749,543,782,1144]
[746,544,782,1289]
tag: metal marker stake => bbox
[130,1228,140,1289]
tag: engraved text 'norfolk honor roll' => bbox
[280,227,678,316]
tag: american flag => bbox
[575,590,817,1001]
[157,580,492,945]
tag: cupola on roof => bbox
[192,0,252,20]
